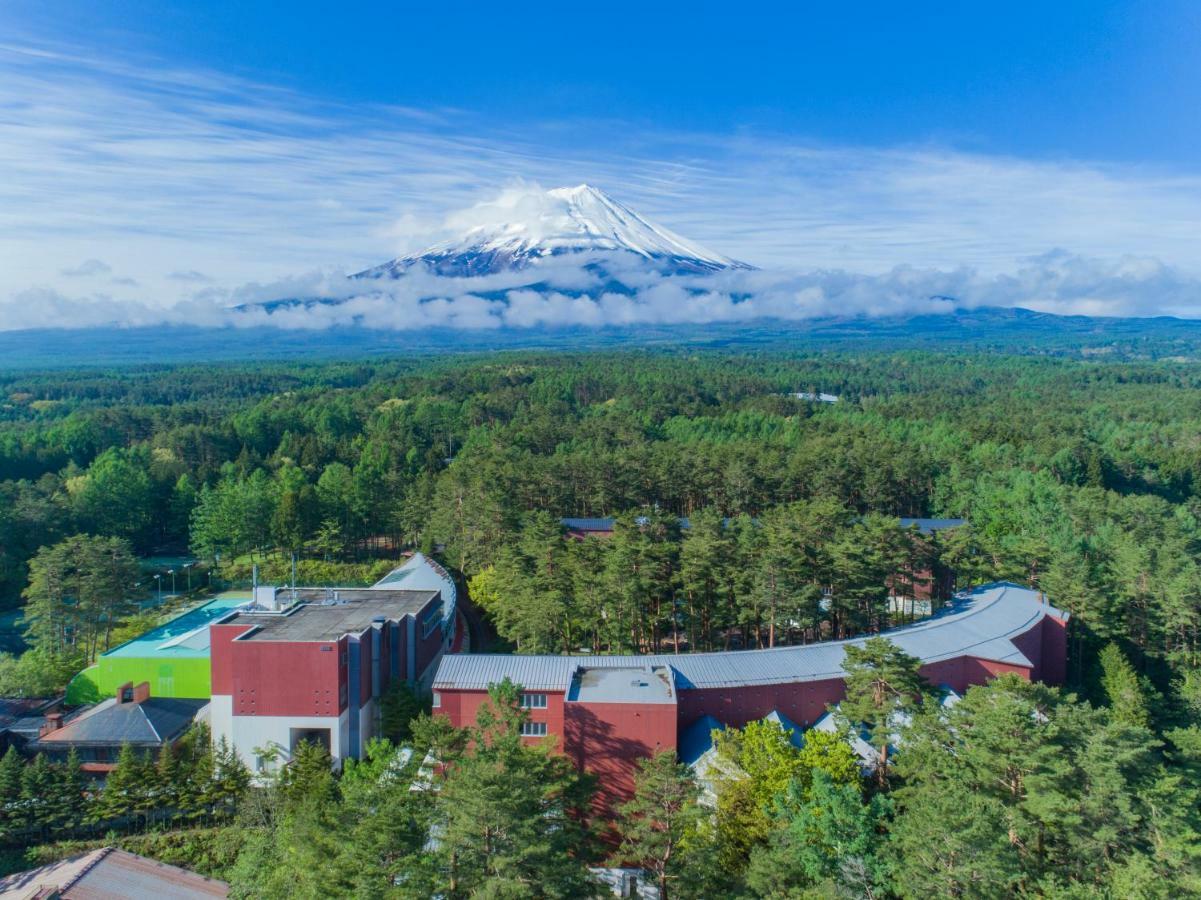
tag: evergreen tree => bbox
[617,751,704,900]
[0,746,25,837]
[1100,642,1152,728]
[434,679,598,898]
[885,780,1020,899]
[838,637,929,786]
[746,771,889,898]
[21,753,56,837]
[91,743,148,826]
[48,747,88,833]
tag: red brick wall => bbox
[228,639,342,718]
[563,701,677,806]
[676,678,847,731]
[437,688,567,751]
[1040,614,1069,685]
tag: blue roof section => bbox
[678,714,726,765]
[435,583,1066,692]
[763,710,805,747]
[105,595,249,659]
[897,517,966,534]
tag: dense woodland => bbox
[3,348,1201,895]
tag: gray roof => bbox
[222,589,438,642]
[435,583,1066,693]
[30,697,207,749]
[561,517,617,532]
[0,847,228,898]
[897,517,965,534]
[372,553,458,626]
[567,666,676,704]
[561,516,965,536]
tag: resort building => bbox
[432,582,1068,808]
[208,580,447,772]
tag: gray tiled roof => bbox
[31,697,207,748]
[434,583,1065,693]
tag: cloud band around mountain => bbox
[3,248,1197,333]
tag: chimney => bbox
[132,682,151,704]
[38,712,64,738]
[116,681,134,704]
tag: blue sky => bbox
[2,1,1201,327]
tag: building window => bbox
[520,693,547,709]
[432,691,441,708]
[520,721,548,737]
[422,606,442,639]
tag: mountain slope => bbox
[357,184,752,278]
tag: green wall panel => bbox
[91,656,213,700]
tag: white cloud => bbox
[167,270,213,283]
[4,248,1196,333]
[3,38,1201,327]
[59,258,111,277]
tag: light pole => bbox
[183,562,194,592]
[169,569,176,596]
[154,574,162,603]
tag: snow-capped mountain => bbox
[357,184,751,278]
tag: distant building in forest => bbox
[794,391,840,403]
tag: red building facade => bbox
[434,583,1069,808]
[210,585,446,772]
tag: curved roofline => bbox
[434,582,1066,692]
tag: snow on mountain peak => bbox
[360,184,749,278]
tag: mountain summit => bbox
[358,185,751,278]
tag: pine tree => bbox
[434,679,598,897]
[210,737,250,817]
[91,743,146,826]
[617,751,704,900]
[155,742,181,815]
[0,746,25,837]
[48,748,88,834]
[21,753,56,837]
[886,780,1020,898]
[1100,642,1152,728]
[838,637,929,786]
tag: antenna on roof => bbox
[291,553,298,605]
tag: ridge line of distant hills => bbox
[3,306,1201,369]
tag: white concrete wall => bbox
[211,693,349,774]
